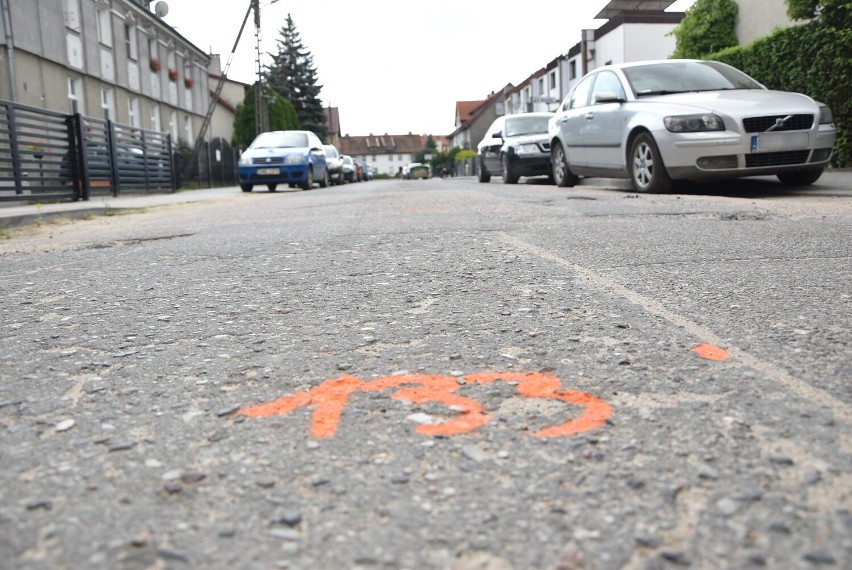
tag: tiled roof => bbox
[456,100,485,125]
[338,133,431,156]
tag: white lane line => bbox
[498,231,851,424]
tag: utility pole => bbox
[253,0,269,135]
[180,1,253,182]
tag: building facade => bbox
[734,0,794,44]
[0,0,212,146]
[339,133,433,178]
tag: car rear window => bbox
[252,132,309,148]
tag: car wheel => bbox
[319,169,329,188]
[267,184,277,192]
[301,168,313,190]
[777,167,824,186]
[502,155,519,184]
[629,132,672,193]
[478,161,491,183]
[240,184,253,193]
[551,141,577,188]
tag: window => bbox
[568,74,594,109]
[128,97,140,128]
[590,71,625,104]
[538,78,544,93]
[569,60,577,80]
[169,110,178,142]
[184,115,193,145]
[149,39,158,63]
[124,23,138,60]
[67,77,81,114]
[100,88,114,121]
[96,9,112,47]
[151,105,161,131]
[549,71,557,90]
[64,0,80,31]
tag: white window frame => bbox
[125,23,138,61]
[183,115,193,145]
[100,88,114,121]
[96,8,112,47]
[128,96,140,128]
[151,105,161,132]
[64,0,80,31]
[68,77,81,114]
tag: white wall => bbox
[735,0,794,44]
[593,23,678,68]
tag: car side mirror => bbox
[594,91,624,104]
[492,131,502,139]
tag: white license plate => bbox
[257,167,280,175]
[750,132,808,152]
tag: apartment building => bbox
[0,0,211,145]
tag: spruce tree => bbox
[266,15,327,140]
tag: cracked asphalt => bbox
[1,175,850,569]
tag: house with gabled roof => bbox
[339,133,431,177]
[449,88,510,152]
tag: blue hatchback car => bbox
[237,130,329,192]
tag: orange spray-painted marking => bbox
[360,374,489,436]
[240,371,612,439]
[693,343,731,361]
[465,372,613,437]
[241,375,363,439]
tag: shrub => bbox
[712,21,850,166]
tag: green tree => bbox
[231,84,300,148]
[412,137,439,164]
[266,15,327,140]
[786,0,850,26]
[670,0,739,59]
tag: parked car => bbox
[340,155,357,183]
[549,59,837,193]
[237,130,329,192]
[405,163,431,179]
[477,112,554,184]
[355,160,372,181]
[323,144,344,185]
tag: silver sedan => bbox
[549,59,837,192]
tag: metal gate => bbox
[0,99,176,202]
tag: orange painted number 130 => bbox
[241,372,612,439]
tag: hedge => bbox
[711,21,850,167]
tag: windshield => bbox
[251,131,309,149]
[504,115,551,137]
[624,61,765,97]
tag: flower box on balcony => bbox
[184,78,194,88]
[168,68,179,81]
[149,58,162,72]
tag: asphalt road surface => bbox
[1,175,850,570]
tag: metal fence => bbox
[0,99,176,202]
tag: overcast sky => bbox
[159,0,696,136]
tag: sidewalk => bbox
[0,187,243,229]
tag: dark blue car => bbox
[237,130,329,192]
